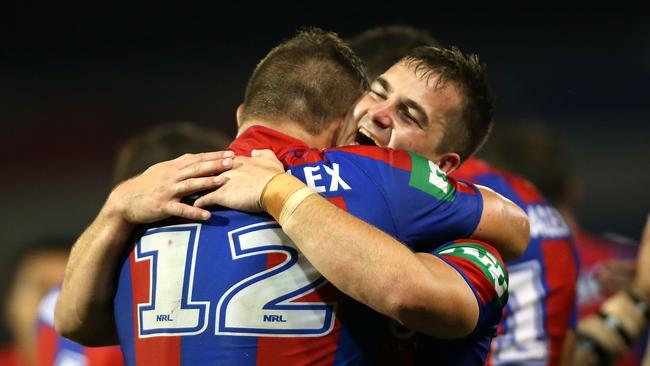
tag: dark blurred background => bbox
[1,4,648,342]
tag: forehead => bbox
[380,62,464,123]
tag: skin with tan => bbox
[192,62,528,336]
[55,62,528,344]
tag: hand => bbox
[106,151,234,223]
[194,149,284,212]
[596,260,637,294]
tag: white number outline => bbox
[491,260,548,365]
[134,222,335,338]
[215,221,335,337]
[135,224,209,337]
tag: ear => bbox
[437,152,462,175]
[236,104,245,126]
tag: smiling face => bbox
[347,61,465,164]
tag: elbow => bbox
[496,198,530,261]
[510,205,530,259]
[385,282,476,338]
[54,299,79,341]
[54,298,108,346]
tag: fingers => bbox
[193,189,226,208]
[244,151,284,171]
[173,176,228,197]
[176,150,235,167]
[177,157,234,181]
[165,201,212,221]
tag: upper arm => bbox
[472,185,530,261]
[396,252,479,338]
[396,240,510,339]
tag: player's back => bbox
[452,158,578,366]
[114,126,500,366]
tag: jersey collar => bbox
[228,125,310,158]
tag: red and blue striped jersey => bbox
[452,158,579,366]
[113,126,506,365]
[35,287,125,366]
[376,239,509,366]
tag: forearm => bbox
[264,174,478,337]
[55,201,133,345]
[573,287,650,365]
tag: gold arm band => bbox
[278,187,317,226]
[261,173,311,221]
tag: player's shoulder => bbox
[323,145,412,170]
[455,158,544,204]
[278,145,410,171]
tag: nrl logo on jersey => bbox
[407,152,455,201]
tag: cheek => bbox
[352,96,374,122]
[388,128,415,151]
[391,129,431,153]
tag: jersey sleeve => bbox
[432,240,509,335]
[325,147,483,247]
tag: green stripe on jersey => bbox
[436,242,508,306]
[408,152,455,202]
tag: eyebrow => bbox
[375,77,393,93]
[404,99,429,127]
[375,76,429,128]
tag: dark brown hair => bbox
[241,28,368,135]
[404,46,494,161]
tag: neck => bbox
[238,119,335,149]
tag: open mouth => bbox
[356,128,380,146]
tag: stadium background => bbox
[1,4,648,343]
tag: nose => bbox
[368,100,395,129]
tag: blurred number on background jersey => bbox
[492,260,547,364]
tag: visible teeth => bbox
[358,127,382,146]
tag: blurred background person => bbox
[347,24,441,81]
[484,122,646,366]
[111,121,232,186]
[0,239,70,366]
[569,215,649,366]
[33,121,231,365]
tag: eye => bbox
[369,89,386,100]
[399,109,420,127]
